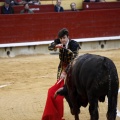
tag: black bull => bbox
[56,53,119,120]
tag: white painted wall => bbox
[0,36,120,57]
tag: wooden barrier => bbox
[83,2,120,10]
[0,8,120,44]
[0,4,55,14]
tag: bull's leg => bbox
[69,91,80,120]
[107,95,117,120]
[75,114,79,120]
[88,97,99,120]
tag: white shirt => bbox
[65,39,69,49]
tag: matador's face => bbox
[60,35,69,45]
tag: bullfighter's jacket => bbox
[48,38,80,79]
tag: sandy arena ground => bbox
[0,49,120,120]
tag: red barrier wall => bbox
[0,8,120,44]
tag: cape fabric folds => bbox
[41,79,64,120]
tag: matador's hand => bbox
[55,44,63,49]
[60,71,67,80]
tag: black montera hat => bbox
[58,28,69,38]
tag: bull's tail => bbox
[104,57,119,120]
